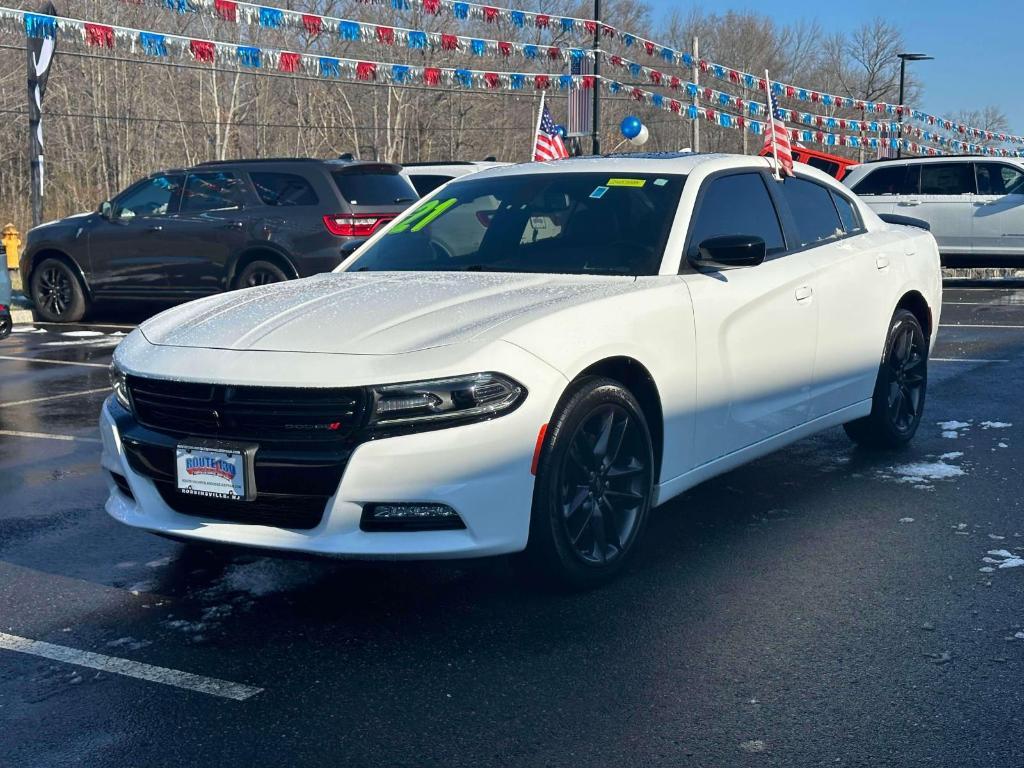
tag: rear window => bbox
[409,175,453,196]
[250,172,319,206]
[778,177,844,247]
[332,166,418,206]
[804,156,841,178]
[852,165,917,196]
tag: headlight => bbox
[109,364,131,411]
[368,372,525,429]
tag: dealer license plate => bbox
[175,443,251,500]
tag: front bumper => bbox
[99,356,565,559]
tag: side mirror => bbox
[99,201,113,220]
[690,235,766,270]
[340,238,368,258]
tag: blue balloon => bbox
[555,124,567,138]
[620,115,642,139]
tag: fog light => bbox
[360,503,465,532]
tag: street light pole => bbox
[896,52,933,159]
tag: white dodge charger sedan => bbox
[101,153,941,586]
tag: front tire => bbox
[522,377,655,589]
[844,309,928,449]
[232,260,289,290]
[30,257,88,323]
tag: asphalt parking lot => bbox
[1,286,1023,767]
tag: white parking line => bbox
[0,429,101,443]
[0,388,109,408]
[0,632,262,701]
[939,324,1024,329]
[0,354,108,369]
[932,358,1009,363]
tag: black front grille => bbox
[126,375,368,445]
[154,481,325,529]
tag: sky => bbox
[645,0,1020,137]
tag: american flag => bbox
[762,76,794,177]
[534,100,569,161]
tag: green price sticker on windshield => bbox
[390,197,458,234]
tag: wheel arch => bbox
[26,248,93,299]
[565,356,665,484]
[227,246,300,288]
[895,290,932,339]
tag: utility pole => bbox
[691,37,699,152]
[896,52,932,159]
[591,0,600,155]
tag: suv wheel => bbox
[521,377,655,589]
[31,258,88,323]
[233,260,289,290]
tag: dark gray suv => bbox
[20,158,418,322]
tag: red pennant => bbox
[301,14,322,35]
[649,70,662,85]
[422,0,440,12]
[535,14,550,27]
[703,87,712,100]
[483,72,500,89]
[631,88,644,102]
[498,41,512,56]
[669,99,681,113]
[278,51,300,72]
[785,85,795,98]
[547,46,560,59]
[728,69,740,83]
[705,108,715,120]
[810,91,821,102]
[424,67,441,85]
[581,76,595,89]
[737,116,745,128]
[610,54,622,67]
[84,23,114,48]
[699,59,709,72]
[643,41,655,56]
[356,61,377,81]
[376,26,394,45]
[213,0,237,22]
[483,6,498,22]
[190,40,215,62]
[669,76,680,89]
[534,74,551,89]
[584,20,597,33]
[441,34,459,50]
[601,24,615,37]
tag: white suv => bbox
[843,156,1024,266]
[402,160,510,196]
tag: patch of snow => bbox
[980,421,1012,429]
[987,550,1014,559]
[983,550,1024,570]
[11,326,46,334]
[1015,632,1024,640]
[164,619,206,633]
[939,452,963,460]
[127,580,155,595]
[882,454,965,488]
[937,420,971,430]
[60,330,104,337]
[979,567,995,573]
[899,517,915,523]
[204,558,321,598]
[942,431,959,439]
[145,556,173,569]
[998,442,1009,449]
[106,636,152,651]
[988,534,1006,540]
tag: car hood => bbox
[139,271,639,355]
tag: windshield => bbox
[345,172,685,276]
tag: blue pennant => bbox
[510,11,525,27]
[258,7,283,27]
[407,30,426,48]
[237,46,261,68]
[139,32,167,57]
[471,39,485,56]
[320,57,341,78]
[453,2,469,19]
[340,21,361,41]
[392,64,409,82]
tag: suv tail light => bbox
[323,214,395,237]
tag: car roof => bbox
[184,158,402,173]
[464,152,777,181]
[860,155,1023,166]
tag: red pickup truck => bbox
[758,146,858,181]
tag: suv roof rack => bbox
[864,154,1005,164]
[196,157,326,166]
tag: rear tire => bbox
[520,377,655,589]
[0,311,11,339]
[844,309,928,449]
[30,257,88,323]
[232,260,289,290]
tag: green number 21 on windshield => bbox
[389,197,458,234]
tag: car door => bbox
[971,162,1024,259]
[164,171,252,295]
[848,163,916,217]
[901,162,975,255]
[773,177,888,417]
[86,173,184,296]
[681,171,818,466]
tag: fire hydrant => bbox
[2,224,20,270]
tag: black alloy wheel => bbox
[233,260,290,290]
[844,309,928,449]
[523,377,655,588]
[0,312,11,339]
[30,258,88,322]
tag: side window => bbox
[851,165,916,196]
[181,172,247,213]
[805,156,841,178]
[920,163,975,195]
[410,175,453,196]
[975,163,1024,196]
[831,192,864,234]
[113,175,183,220]
[249,172,319,206]
[778,177,844,247]
[687,173,785,260]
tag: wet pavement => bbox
[1,289,1023,767]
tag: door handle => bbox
[875,255,890,270]
[898,200,921,207]
[147,224,163,232]
[794,286,813,302]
